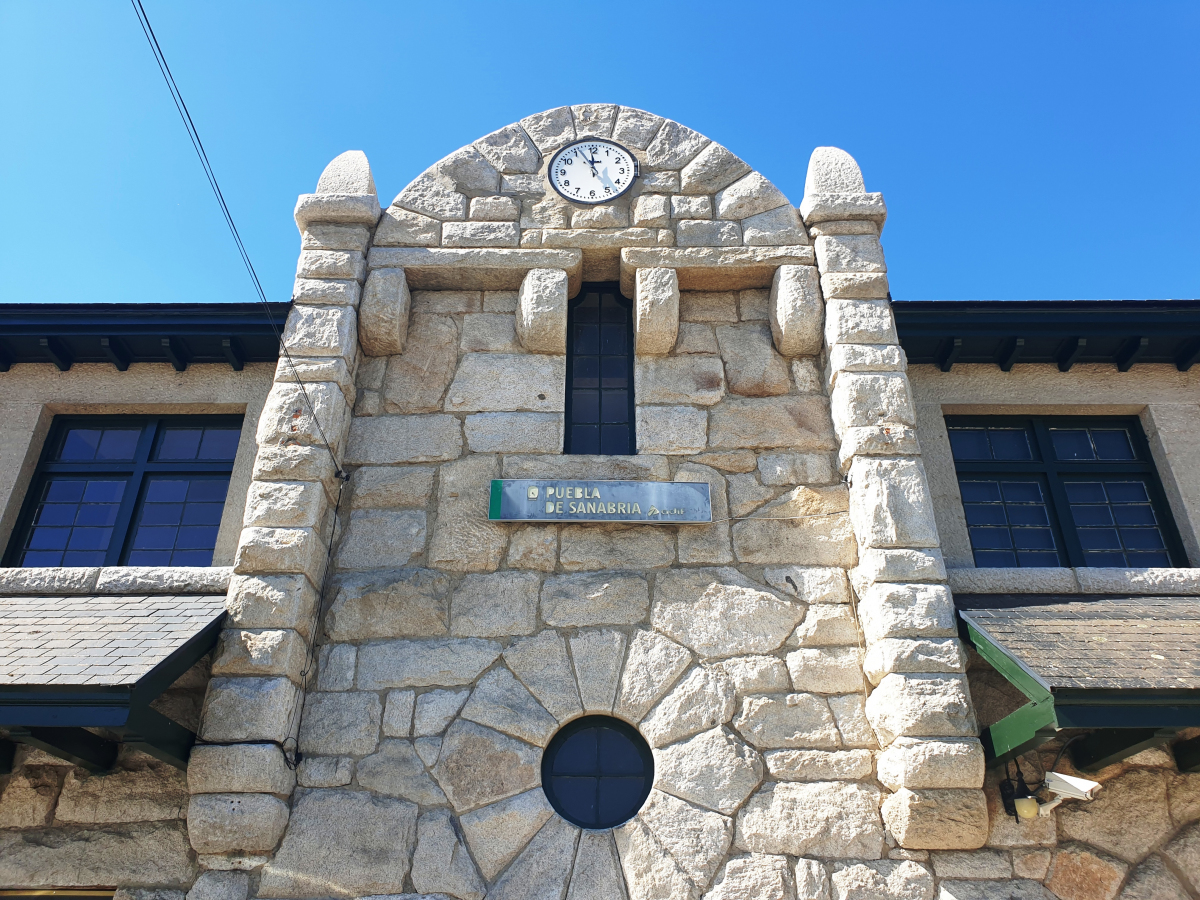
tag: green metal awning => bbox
[958,594,1200,772]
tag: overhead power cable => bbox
[129,0,343,474]
[131,0,350,767]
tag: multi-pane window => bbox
[565,284,635,455]
[6,416,243,567]
[947,416,1186,568]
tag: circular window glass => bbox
[541,715,654,829]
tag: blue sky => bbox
[2,1,1197,305]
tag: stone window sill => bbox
[0,565,232,596]
[946,566,1200,596]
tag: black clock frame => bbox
[548,138,640,205]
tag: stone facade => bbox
[3,106,1199,900]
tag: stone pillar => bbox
[187,150,380,868]
[805,146,988,851]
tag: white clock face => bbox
[548,139,639,204]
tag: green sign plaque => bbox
[488,479,712,524]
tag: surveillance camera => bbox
[1045,771,1102,801]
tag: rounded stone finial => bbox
[316,150,376,196]
[804,147,865,195]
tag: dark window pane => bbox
[176,526,220,550]
[989,429,1033,460]
[1064,482,1107,503]
[67,527,112,550]
[1018,552,1062,567]
[574,294,599,321]
[1071,506,1114,527]
[949,429,990,460]
[1006,505,1050,527]
[600,728,645,774]
[23,550,64,566]
[29,527,70,550]
[1105,481,1149,503]
[1113,505,1156,526]
[44,481,85,502]
[601,295,625,322]
[571,425,600,455]
[1051,429,1095,460]
[1127,551,1171,566]
[156,428,203,460]
[573,392,600,424]
[960,482,1002,503]
[1091,430,1135,460]
[96,429,141,460]
[1084,551,1127,566]
[1078,528,1121,551]
[601,356,627,388]
[601,323,626,354]
[74,503,120,526]
[140,503,184,526]
[62,550,106,566]
[574,324,599,354]
[601,425,629,456]
[1001,482,1043,503]
[975,550,1017,567]
[126,549,173,566]
[170,549,214,566]
[970,528,1013,549]
[182,503,225,526]
[187,480,230,502]
[598,777,646,823]
[601,390,628,424]
[59,429,102,460]
[1012,528,1055,550]
[573,357,599,388]
[83,480,126,503]
[1121,528,1165,550]
[553,730,598,775]
[132,526,178,550]
[198,428,241,461]
[146,480,189,503]
[35,504,76,526]
[964,505,1007,526]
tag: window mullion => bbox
[1032,420,1085,567]
[106,421,159,566]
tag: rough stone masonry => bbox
[3,104,1199,900]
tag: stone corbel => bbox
[516,268,568,354]
[634,267,679,356]
[769,265,823,357]
[359,268,410,357]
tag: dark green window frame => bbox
[4,414,244,568]
[946,415,1189,569]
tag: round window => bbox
[541,715,654,829]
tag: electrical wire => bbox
[129,0,344,477]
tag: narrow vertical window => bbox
[565,283,635,455]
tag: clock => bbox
[548,138,640,204]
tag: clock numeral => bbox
[619,168,625,174]
[590,190,596,197]
[604,186,612,193]
[562,180,569,187]
[565,158,573,165]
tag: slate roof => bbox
[0,594,226,686]
[957,594,1200,691]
